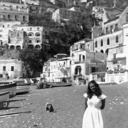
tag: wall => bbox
[0,21,21,45]
[13,26,43,49]
[94,30,123,56]
[0,59,23,78]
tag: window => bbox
[23,16,26,21]
[115,24,118,28]
[3,66,6,71]
[110,25,113,32]
[116,35,119,43]
[3,15,6,20]
[106,27,108,33]
[83,55,85,61]
[95,41,97,48]
[28,32,33,36]
[105,49,109,56]
[15,15,18,20]
[8,15,11,19]
[35,32,40,36]
[11,66,14,71]
[100,50,104,53]
[70,61,71,65]
[101,40,103,46]
[29,40,32,43]
[107,38,110,45]
[16,6,19,9]
[37,40,40,43]
[126,13,128,22]
[79,55,81,61]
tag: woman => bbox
[82,80,107,128]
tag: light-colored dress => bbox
[82,93,107,128]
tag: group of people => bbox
[82,80,107,128]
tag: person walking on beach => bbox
[82,80,107,128]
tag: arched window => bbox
[29,40,32,43]
[105,49,109,56]
[35,32,40,36]
[28,32,34,36]
[107,38,110,45]
[116,35,119,43]
[95,41,97,48]
[83,55,85,61]
[75,66,82,76]
[100,50,104,53]
[101,40,103,46]
[16,45,21,50]
[28,45,34,49]
[35,45,40,49]
[10,45,15,50]
[37,39,40,43]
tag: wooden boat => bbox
[16,85,29,94]
[47,82,72,87]
[14,79,29,94]
[0,82,17,98]
[0,92,9,109]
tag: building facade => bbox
[0,59,23,79]
[0,1,29,23]
[8,28,27,50]
[42,54,71,82]
[70,39,106,85]
[92,5,128,83]
[11,25,43,49]
[0,21,21,45]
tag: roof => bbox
[104,16,119,24]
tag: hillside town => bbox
[0,0,128,85]
[0,0,128,128]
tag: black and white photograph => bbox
[0,0,128,127]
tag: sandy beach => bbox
[0,84,128,128]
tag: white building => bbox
[22,0,39,5]
[70,39,106,85]
[42,54,71,82]
[0,59,23,79]
[0,21,21,45]
[10,25,43,49]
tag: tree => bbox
[20,48,44,78]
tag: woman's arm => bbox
[100,99,106,110]
[85,98,88,110]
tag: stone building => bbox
[11,25,43,49]
[0,21,21,45]
[0,1,29,23]
[8,28,27,50]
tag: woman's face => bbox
[89,83,96,93]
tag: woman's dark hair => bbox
[87,80,102,99]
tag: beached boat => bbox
[0,92,9,109]
[0,82,17,98]
[16,85,29,94]
[11,79,30,94]
[47,82,72,87]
